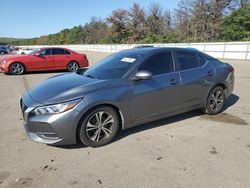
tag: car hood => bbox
[27,73,109,105]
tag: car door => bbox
[174,50,215,109]
[52,48,71,69]
[31,49,54,70]
[128,51,181,123]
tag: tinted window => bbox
[53,48,65,55]
[197,53,207,65]
[176,51,199,71]
[64,49,71,54]
[138,52,174,76]
[83,51,146,79]
[40,49,52,55]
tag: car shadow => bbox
[222,93,239,112]
[53,93,239,150]
[25,70,69,75]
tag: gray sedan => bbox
[20,47,234,147]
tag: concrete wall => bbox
[19,42,250,60]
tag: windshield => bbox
[83,51,146,79]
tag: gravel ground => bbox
[0,51,250,188]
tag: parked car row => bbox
[0,45,13,55]
[0,46,8,55]
[0,46,38,55]
[17,48,36,55]
[0,47,89,74]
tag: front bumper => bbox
[20,97,81,145]
[0,63,8,73]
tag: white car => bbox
[17,48,36,55]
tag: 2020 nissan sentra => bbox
[0,47,89,74]
[20,47,234,147]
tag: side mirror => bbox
[131,70,152,81]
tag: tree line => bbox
[6,0,250,45]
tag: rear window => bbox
[197,52,218,65]
[64,49,71,54]
[53,48,65,55]
[176,51,199,71]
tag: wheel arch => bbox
[203,82,227,108]
[67,60,80,71]
[8,61,27,73]
[75,103,124,142]
[67,60,79,66]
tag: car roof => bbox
[39,47,71,51]
[123,47,200,54]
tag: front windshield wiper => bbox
[84,74,100,79]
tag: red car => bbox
[0,47,89,74]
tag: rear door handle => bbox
[170,78,179,85]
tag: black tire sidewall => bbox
[206,86,225,115]
[78,107,119,147]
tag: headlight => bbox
[0,60,7,65]
[32,99,81,115]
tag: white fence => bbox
[19,42,250,60]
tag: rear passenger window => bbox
[138,52,174,76]
[176,52,199,71]
[197,53,207,66]
[53,48,65,55]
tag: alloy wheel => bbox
[68,61,79,71]
[209,90,224,113]
[86,111,114,142]
[10,63,24,75]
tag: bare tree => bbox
[128,3,146,42]
[107,9,130,43]
[163,9,172,32]
[173,0,239,42]
[146,3,165,35]
[173,0,193,42]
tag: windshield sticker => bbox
[121,57,136,63]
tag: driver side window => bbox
[138,52,174,76]
[40,49,52,56]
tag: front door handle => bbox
[170,78,179,85]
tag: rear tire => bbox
[203,86,225,115]
[78,106,120,147]
[67,61,79,72]
[9,63,25,75]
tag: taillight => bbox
[82,54,89,66]
[229,66,234,73]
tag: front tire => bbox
[9,63,25,75]
[203,86,226,115]
[78,107,120,147]
[67,61,79,72]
